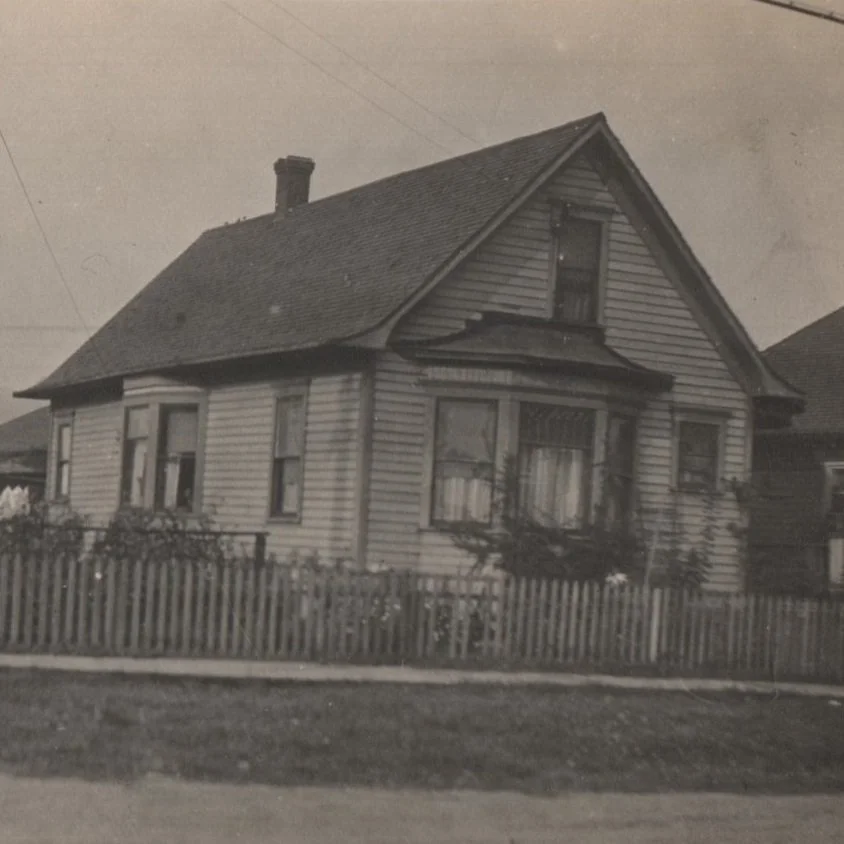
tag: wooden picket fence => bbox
[0,551,843,682]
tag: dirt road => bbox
[2,774,841,843]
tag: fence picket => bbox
[278,566,292,659]
[192,561,206,655]
[114,559,128,653]
[545,579,558,662]
[180,562,193,655]
[21,553,36,648]
[102,558,116,650]
[554,580,568,662]
[50,553,64,649]
[11,553,25,646]
[266,565,280,657]
[254,566,267,658]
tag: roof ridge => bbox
[200,113,605,238]
[764,303,844,355]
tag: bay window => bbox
[154,406,199,511]
[431,399,497,524]
[119,398,204,513]
[518,403,594,529]
[121,406,149,507]
[604,414,636,528]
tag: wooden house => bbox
[751,312,844,594]
[16,114,801,589]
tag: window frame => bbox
[51,412,74,502]
[672,410,727,495]
[428,397,499,527]
[516,401,597,531]
[267,381,309,523]
[118,393,207,515]
[547,201,611,326]
[603,412,638,529]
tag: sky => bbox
[1,0,843,424]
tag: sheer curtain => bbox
[518,404,594,529]
[520,447,586,528]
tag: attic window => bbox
[550,205,607,325]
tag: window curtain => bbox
[519,446,586,528]
[434,464,493,523]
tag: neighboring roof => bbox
[764,307,844,433]
[17,112,799,412]
[0,406,50,456]
[0,458,45,478]
[396,313,673,392]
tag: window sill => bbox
[267,514,302,525]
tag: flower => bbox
[605,571,628,587]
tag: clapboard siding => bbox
[66,400,123,522]
[372,153,749,587]
[203,373,361,562]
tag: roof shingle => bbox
[20,115,600,397]
[764,307,844,433]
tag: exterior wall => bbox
[748,433,831,594]
[203,372,361,562]
[368,154,750,588]
[55,372,361,563]
[62,400,123,524]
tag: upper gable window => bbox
[550,207,605,324]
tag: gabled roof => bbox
[17,113,799,412]
[396,313,673,393]
[764,307,844,433]
[0,406,50,456]
[18,115,599,398]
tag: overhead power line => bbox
[0,125,109,377]
[751,0,844,25]
[262,0,480,148]
[221,1,461,155]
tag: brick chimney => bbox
[274,155,315,216]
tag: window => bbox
[676,419,721,492]
[54,420,72,499]
[825,464,844,515]
[154,406,199,511]
[120,401,203,512]
[552,213,603,324]
[518,404,594,529]
[604,415,636,528]
[121,406,149,507]
[270,395,305,518]
[431,399,497,524]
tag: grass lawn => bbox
[0,669,842,794]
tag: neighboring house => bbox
[751,311,844,595]
[0,406,50,498]
[16,113,801,590]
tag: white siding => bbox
[369,154,749,588]
[203,372,361,563]
[66,400,123,523]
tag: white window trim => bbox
[50,411,75,503]
[267,379,309,524]
[118,391,208,514]
[546,201,612,326]
[420,385,624,531]
[671,409,729,495]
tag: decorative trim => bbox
[352,366,375,566]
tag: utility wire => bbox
[221,1,460,155]
[751,0,844,24]
[262,0,480,148]
[0,125,109,375]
